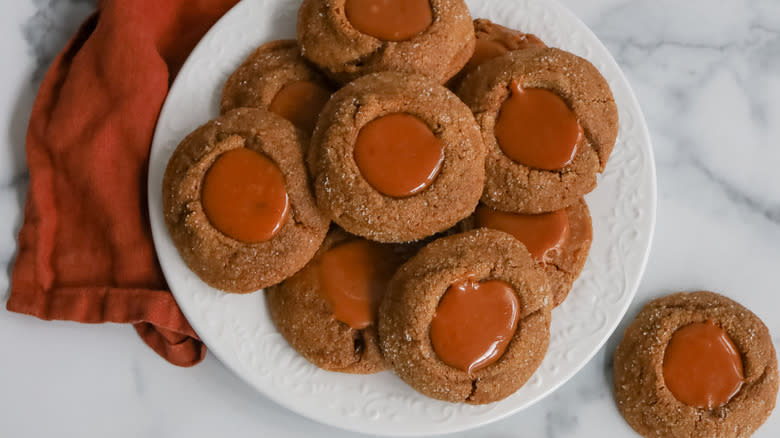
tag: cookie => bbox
[162,108,329,292]
[266,229,407,373]
[309,72,485,243]
[457,47,618,213]
[448,18,546,89]
[220,39,334,133]
[378,229,552,404]
[297,0,475,84]
[614,291,779,438]
[464,197,592,306]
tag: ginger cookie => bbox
[309,72,485,243]
[220,39,334,134]
[464,197,592,306]
[448,18,547,89]
[378,229,552,404]
[457,47,618,213]
[266,229,407,374]
[297,0,475,84]
[162,108,329,292]
[614,291,778,438]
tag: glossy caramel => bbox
[354,113,444,198]
[202,141,289,242]
[269,80,331,133]
[663,320,744,409]
[495,81,582,171]
[430,278,520,374]
[319,240,396,329]
[345,0,433,42]
[475,205,569,262]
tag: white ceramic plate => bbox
[148,0,656,435]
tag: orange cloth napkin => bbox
[8,0,240,367]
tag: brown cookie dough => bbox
[542,198,592,305]
[457,47,619,213]
[378,229,552,404]
[309,72,485,243]
[463,197,592,306]
[297,0,475,84]
[614,291,779,438]
[266,229,407,373]
[162,108,329,293]
[448,18,547,89]
[220,39,334,133]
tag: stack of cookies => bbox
[162,0,618,404]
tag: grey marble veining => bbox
[23,0,97,80]
[1,0,96,184]
[590,0,780,224]
[1,1,779,437]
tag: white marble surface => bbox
[1,0,778,436]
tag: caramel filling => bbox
[318,240,396,330]
[663,320,744,409]
[345,0,433,42]
[430,278,520,374]
[495,81,582,171]
[268,80,332,133]
[354,113,445,198]
[475,205,569,262]
[202,138,289,242]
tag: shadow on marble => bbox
[2,72,34,303]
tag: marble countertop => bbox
[1,0,779,436]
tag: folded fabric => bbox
[8,0,240,367]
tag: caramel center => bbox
[663,320,744,409]
[345,0,433,42]
[430,278,520,374]
[475,205,570,262]
[201,139,289,243]
[354,113,445,198]
[495,81,582,170]
[319,240,396,330]
[268,80,332,133]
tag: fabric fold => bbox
[8,0,240,367]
